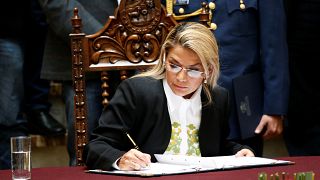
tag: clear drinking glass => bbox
[10,136,31,180]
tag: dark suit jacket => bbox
[83,77,251,170]
[163,0,289,139]
[284,0,320,155]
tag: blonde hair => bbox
[136,22,219,104]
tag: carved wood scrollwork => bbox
[91,30,161,64]
[89,0,176,66]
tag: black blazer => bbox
[83,77,251,170]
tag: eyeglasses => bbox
[166,62,205,78]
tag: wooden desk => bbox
[0,156,319,180]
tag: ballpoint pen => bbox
[125,132,140,150]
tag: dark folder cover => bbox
[233,72,263,139]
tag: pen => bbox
[125,132,140,150]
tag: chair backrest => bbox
[70,0,211,166]
[69,0,178,166]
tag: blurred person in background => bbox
[284,0,320,155]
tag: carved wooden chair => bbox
[70,0,211,166]
[69,0,178,166]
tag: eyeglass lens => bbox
[167,63,204,78]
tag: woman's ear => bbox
[203,65,214,84]
[207,65,214,76]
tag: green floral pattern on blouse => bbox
[166,122,182,154]
[187,124,200,156]
[165,122,200,156]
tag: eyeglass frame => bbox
[165,62,206,79]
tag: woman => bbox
[83,22,254,171]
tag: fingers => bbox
[264,126,281,139]
[254,119,266,134]
[263,115,283,139]
[118,149,151,171]
[255,115,283,140]
[235,149,255,157]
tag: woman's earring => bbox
[204,78,207,84]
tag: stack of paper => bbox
[87,155,294,177]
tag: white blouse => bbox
[163,79,202,156]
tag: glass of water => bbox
[10,136,31,180]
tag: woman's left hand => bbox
[235,149,255,157]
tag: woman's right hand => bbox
[118,149,151,170]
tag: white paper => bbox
[87,155,293,177]
[155,154,292,170]
[88,163,198,176]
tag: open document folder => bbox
[87,154,294,177]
